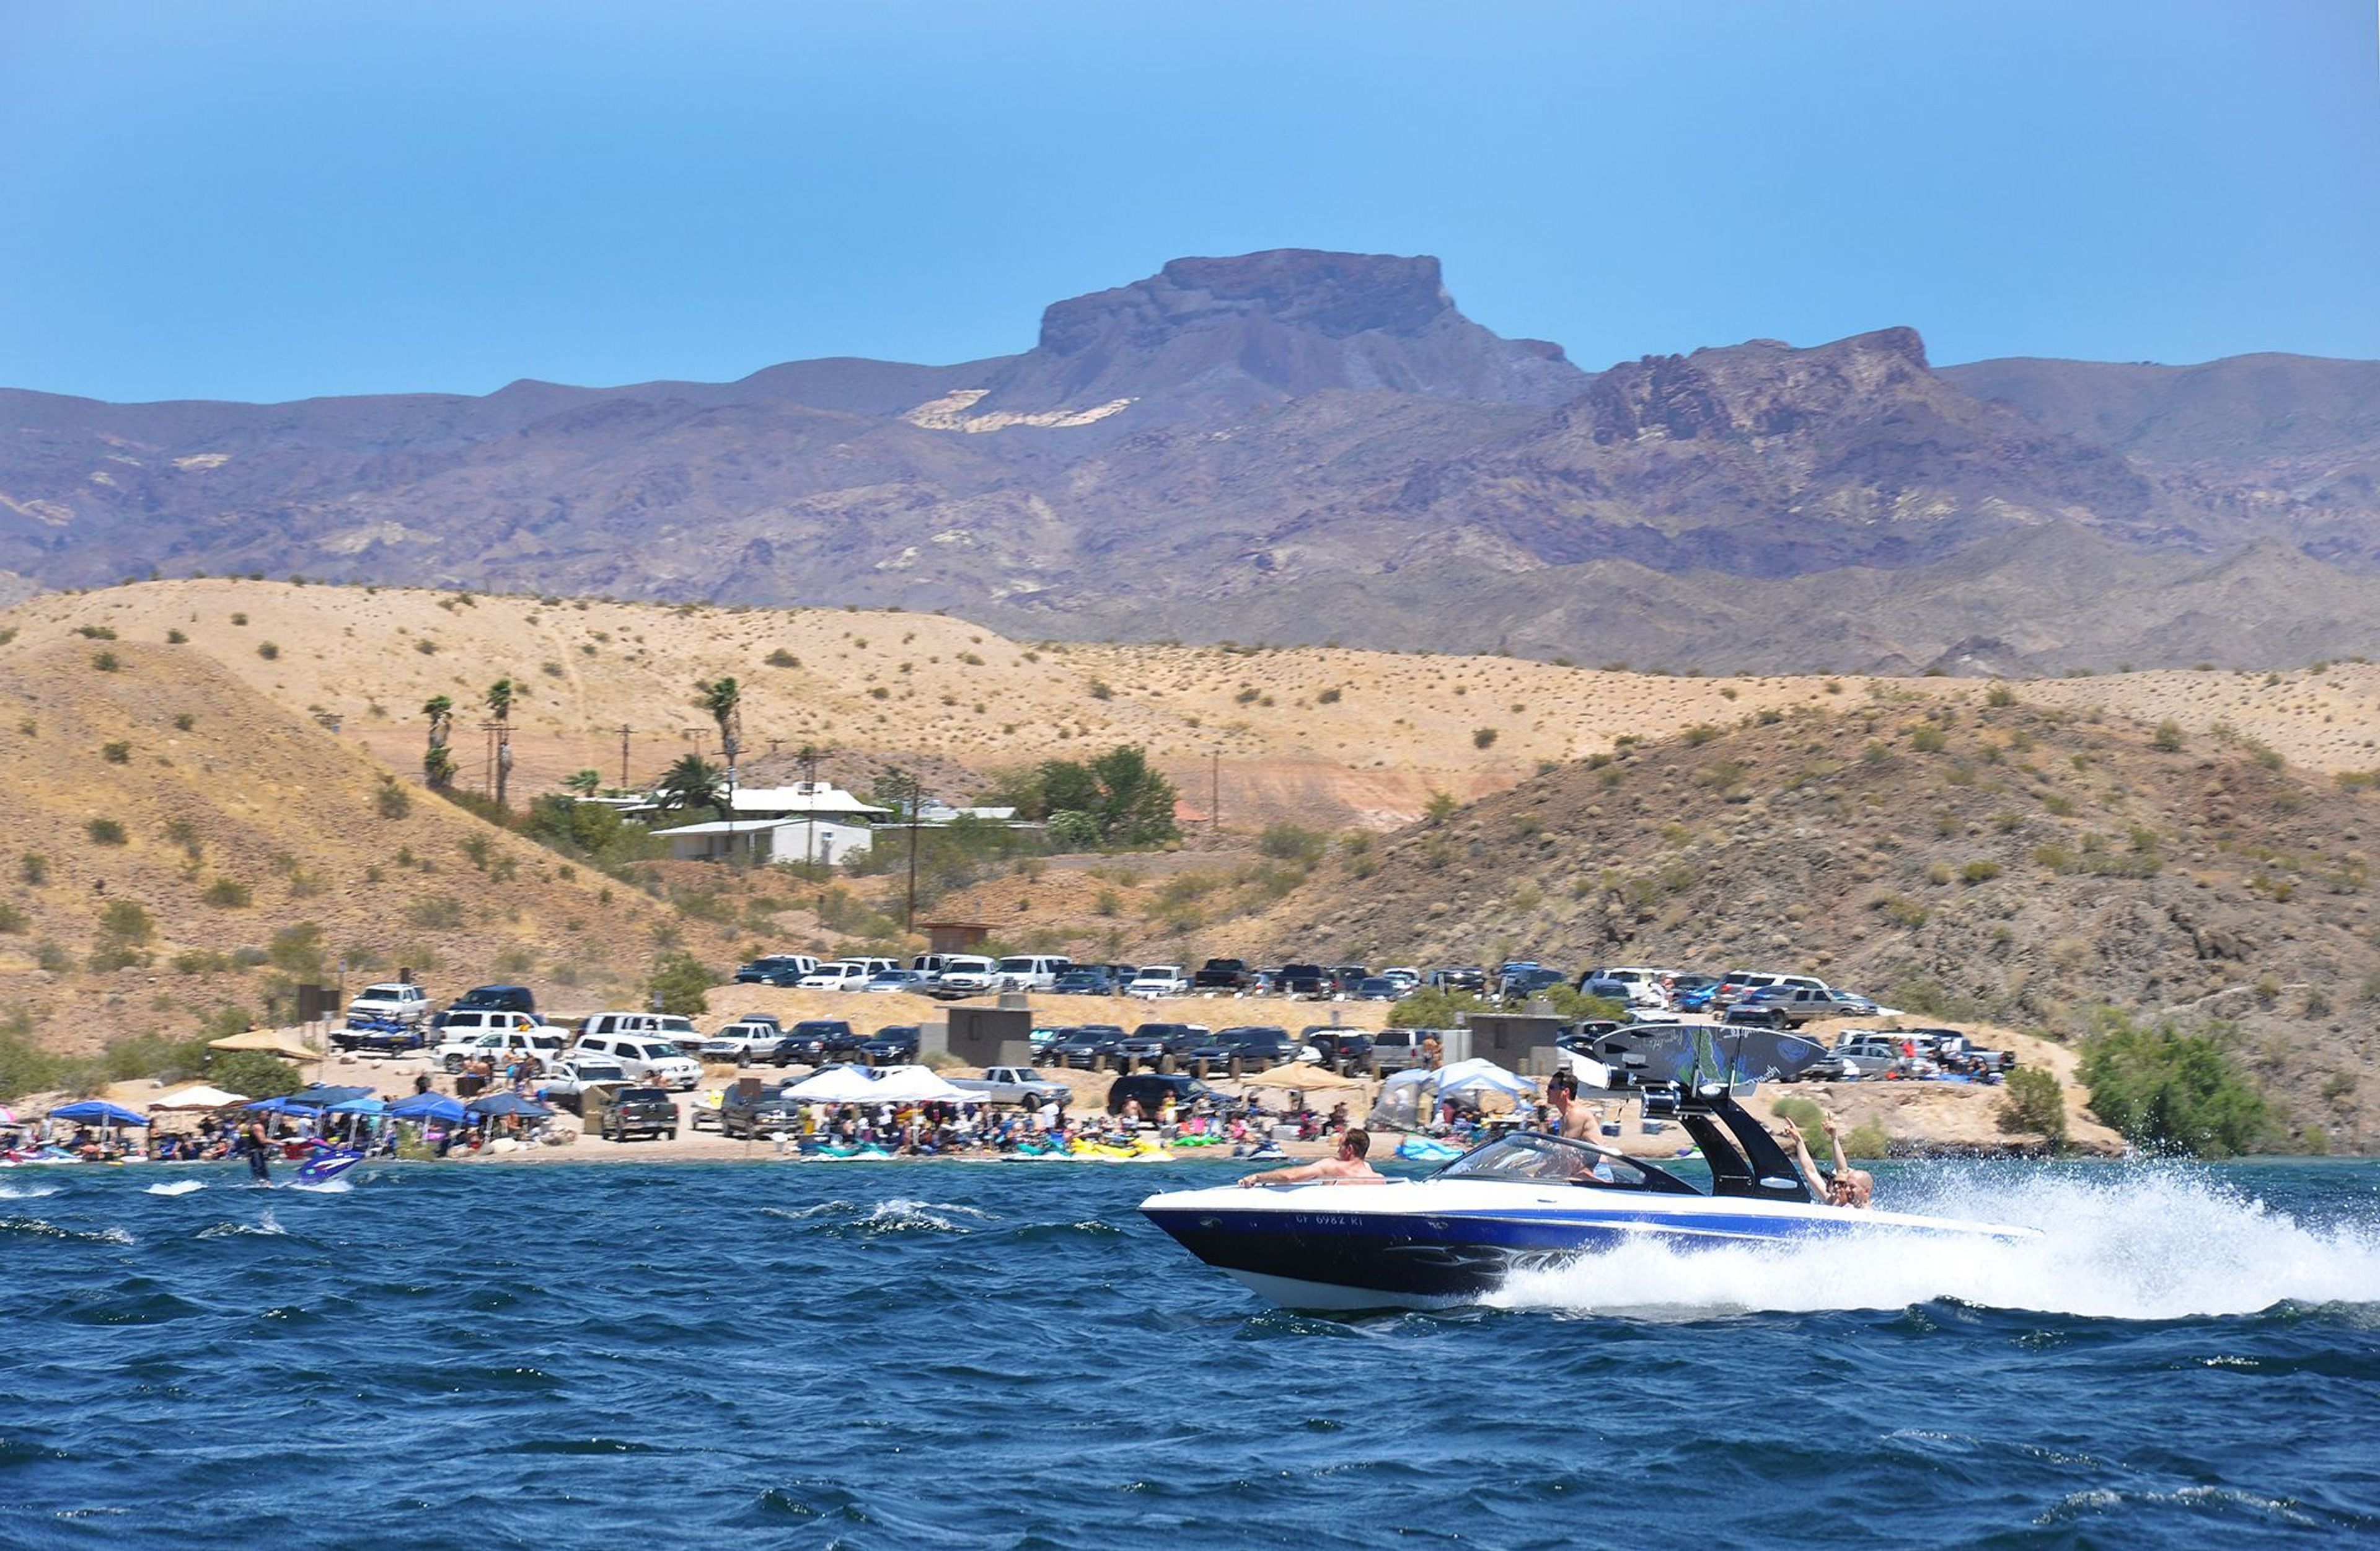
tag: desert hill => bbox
[7,581,2377,834]
[4,250,2378,669]
[1228,697,2380,1149]
[0,636,747,1058]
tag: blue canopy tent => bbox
[48,1100,151,1127]
[326,1097,387,1115]
[465,1093,552,1119]
[387,1093,469,1124]
[288,1085,374,1108]
[244,1095,314,1115]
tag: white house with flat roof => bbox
[648,781,888,867]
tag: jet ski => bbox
[1140,1032,2034,1310]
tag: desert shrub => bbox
[1258,823,1328,865]
[1910,727,1948,753]
[91,650,120,672]
[1998,1066,2067,1141]
[1770,1095,1825,1133]
[1960,860,2002,884]
[267,921,327,978]
[257,642,280,660]
[1317,686,1342,704]
[2151,720,2185,752]
[647,950,717,1016]
[0,903,25,934]
[1985,683,2017,707]
[203,878,253,908]
[375,776,411,818]
[1471,727,1499,749]
[2077,1012,2273,1157]
[87,818,128,846]
[403,895,465,930]
[165,628,188,644]
[206,1049,303,1098]
[1840,1122,1892,1159]
[19,852,46,884]
[1388,986,1490,1028]
[101,741,131,764]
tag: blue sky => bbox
[2,0,2374,402]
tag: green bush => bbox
[87,818,127,846]
[2078,1012,2273,1157]
[203,878,253,908]
[1998,1066,2067,1142]
[1840,1121,1892,1159]
[647,950,717,1017]
[205,1049,302,1099]
[1770,1095,1825,1132]
[1388,986,1490,1028]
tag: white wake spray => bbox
[1489,1167,2380,1320]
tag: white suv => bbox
[934,955,1003,994]
[797,962,873,991]
[438,1027,568,1074]
[1127,966,1189,998]
[346,982,430,1025]
[997,955,1072,992]
[573,1033,702,1090]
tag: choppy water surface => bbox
[2,1157,2376,1549]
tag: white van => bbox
[996,955,1072,992]
[578,1012,702,1050]
[573,1032,702,1090]
[438,1027,568,1074]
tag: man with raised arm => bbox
[1779,1115,1873,1209]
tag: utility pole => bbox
[904,771,922,932]
[617,725,633,789]
[1211,746,1221,834]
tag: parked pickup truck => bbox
[949,1067,1072,1110]
[1192,958,1258,993]
[1906,1028,2017,1076]
[699,1015,787,1064]
[596,1086,680,1142]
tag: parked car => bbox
[858,1025,920,1064]
[1427,966,1486,992]
[719,1082,804,1139]
[997,955,1073,992]
[699,1015,787,1064]
[1501,965,1569,1001]
[932,956,1005,995]
[1274,963,1329,999]
[572,1033,702,1090]
[734,955,819,986]
[1303,1028,1373,1074]
[1711,970,1830,1008]
[578,1011,700,1048]
[766,1019,857,1066]
[597,1086,680,1141]
[796,962,875,991]
[1799,1036,1905,1081]
[1126,966,1191,999]
[1169,1027,1240,1065]
[1367,1029,1431,1073]
[1735,985,1875,1025]
[539,1056,630,1115]
[1105,1072,1224,1119]
[1381,967,1422,990]
[449,983,537,1015]
[345,981,430,1027]
[1192,958,1258,993]
[1216,1025,1295,1069]
[434,1016,562,1072]
[1047,1025,1123,1069]
[863,969,930,994]
[949,1066,1072,1109]
[1352,976,1406,1002]
[1329,966,1371,996]
[1051,967,1119,996]
[1118,1023,1199,1068]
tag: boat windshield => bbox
[1431,1132,1697,1194]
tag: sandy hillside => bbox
[0,638,745,1054]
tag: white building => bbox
[649,782,889,868]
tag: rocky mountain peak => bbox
[981,249,1586,416]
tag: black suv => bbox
[1051,967,1117,996]
[1106,1072,1225,1118]
[451,984,536,1015]
[599,1087,679,1142]
[1121,1023,1199,1069]
[858,1025,920,1064]
[1223,1026,1298,1070]
[768,1019,857,1066]
[1304,1028,1373,1074]
[1049,1025,1123,1069]
[1275,963,1329,999]
[734,955,814,987]
[719,1082,803,1139]
[1193,958,1256,992]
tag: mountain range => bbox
[4,248,2376,672]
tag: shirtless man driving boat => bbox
[1238,1128,1383,1187]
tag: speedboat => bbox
[1141,1032,2034,1310]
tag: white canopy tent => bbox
[148,1084,251,1111]
[865,1066,974,1105]
[1368,1059,1540,1129]
[780,1066,888,1105]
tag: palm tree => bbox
[697,676,742,779]
[422,695,454,790]
[485,678,518,808]
[563,768,602,798]
[653,753,726,815]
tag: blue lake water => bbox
[2,1156,2377,1549]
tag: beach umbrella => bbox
[206,1030,320,1063]
[48,1100,152,1126]
[465,1092,552,1118]
[387,1092,469,1124]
